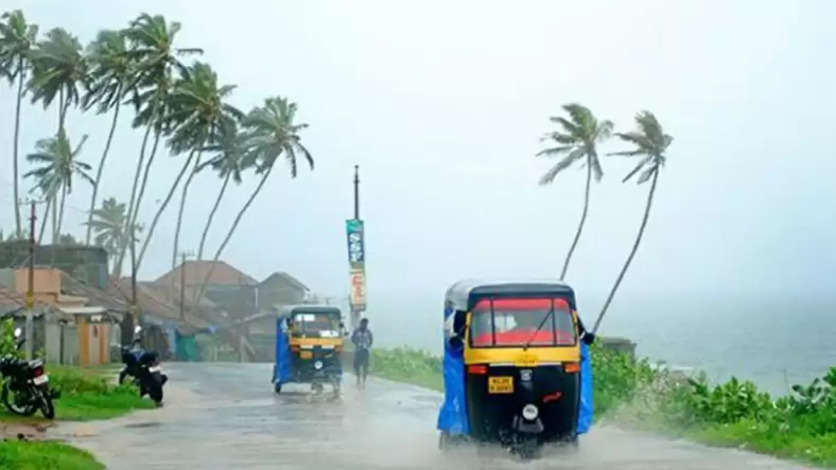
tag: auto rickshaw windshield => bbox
[291,312,341,338]
[470,297,576,347]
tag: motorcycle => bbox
[0,328,58,419]
[118,326,167,406]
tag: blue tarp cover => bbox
[437,306,470,435]
[273,318,293,383]
[577,342,593,434]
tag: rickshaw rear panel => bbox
[466,365,580,442]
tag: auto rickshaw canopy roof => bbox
[445,279,575,312]
[278,304,342,318]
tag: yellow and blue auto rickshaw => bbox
[437,280,594,458]
[272,305,346,395]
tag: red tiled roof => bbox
[154,261,257,287]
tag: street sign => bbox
[346,219,366,313]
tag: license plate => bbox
[32,375,48,385]
[299,351,313,359]
[148,366,162,373]
[488,376,514,394]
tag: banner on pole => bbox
[346,219,366,312]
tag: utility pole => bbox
[353,165,360,219]
[25,201,35,360]
[178,251,193,321]
[128,222,138,346]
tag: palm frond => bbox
[538,148,584,185]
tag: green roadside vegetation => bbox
[0,366,154,422]
[370,345,836,468]
[0,441,103,470]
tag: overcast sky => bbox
[1,0,835,312]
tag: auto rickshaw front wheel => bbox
[274,383,282,394]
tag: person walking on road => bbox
[351,318,373,387]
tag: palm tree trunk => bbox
[197,173,230,261]
[86,89,122,245]
[195,167,272,304]
[58,88,67,136]
[593,170,659,333]
[55,184,67,243]
[38,197,52,245]
[51,193,58,244]
[560,159,592,280]
[12,60,24,238]
[171,152,202,275]
[116,125,153,278]
[131,129,161,228]
[136,152,196,271]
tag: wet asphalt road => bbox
[53,362,810,470]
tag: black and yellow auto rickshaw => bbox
[272,305,346,395]
[437,280,594,458]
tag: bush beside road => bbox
[370,345,836,468]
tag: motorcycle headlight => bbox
[314,360,324,370]
[522,403,539,421]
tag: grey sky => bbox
[1,0,835,312]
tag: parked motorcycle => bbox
[118,326,167,406]
[0,328,58,419]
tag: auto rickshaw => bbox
[272,305,346,395]
[437,280,594,458]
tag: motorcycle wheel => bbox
[149,384,163,405]
[1,382,36,416]
[37,389,55,419]
[118,369,127,385]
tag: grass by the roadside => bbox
[50,365,155,421]
[370,348,443,392]
[0,365,154,422]
[0,440,103,470]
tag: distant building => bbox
[257,272,310,312]
[155,260,258,318]
[0,242,109,289]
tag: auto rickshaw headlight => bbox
[314,360,324,370]
[522,404,539,421]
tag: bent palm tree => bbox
[165,61,240,276]
[537,103,612,280]
[593,111,673,333]
[28,27,87,136]
[122,13,202,275]
[86,197,141,273]
[196,119,249,261]
[23,131,94,242]
[195,97,314,302]
[0,10,38,238]
[83,29,135,245]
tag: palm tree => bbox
[165,61,240,276]
[28,28,87,136]
[196,119,250,261]
[83,29,135,245]
[592,111,673,333]
[86,197,141,273]
[537,103,613,280]
[195,97,314,302]
[0,10,37,239]
[23,131,94,243]
[122,13,201,273]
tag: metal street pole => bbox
[128,224,138,346]
[25,201,35,360]
[353,165,360,220]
